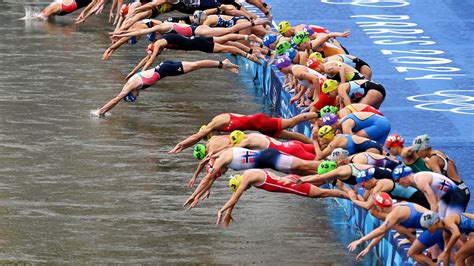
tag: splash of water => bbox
[20,6,45,20]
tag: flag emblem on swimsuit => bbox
[241,151,256,164]
[437,179,453,193]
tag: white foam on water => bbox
[20,6,45,20]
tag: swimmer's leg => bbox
[182,59,239,74]
[40,2,61,19]
[308,185,348,199]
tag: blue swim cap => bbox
[284,48,297,61]
[128,36,138,45]
[147,32,157,42]
[356,168,375,184]
[263,33,277,47]
[392,165,413,180]
[124,91,137,102]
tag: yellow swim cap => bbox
[309,52,324,63]
[322,79,339,94]
[278,21,291,34]
[230,130,246,145]
[318,125,335,140]
[228,175,242,193]
[199,125,213,141]
[158,3,168,13]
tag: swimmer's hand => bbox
[108,10,114,23]
[187,177,196,188]
[169,144,184,154]
[183,196,194,208]
[90,109,104,117]
[356,247,370,261]
[347,240,361,252]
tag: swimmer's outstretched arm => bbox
[142,42,163,71]
[127,0,167,18]
[113,23,164,38]
[188,156,211,188]
[216,178,249,227]
[75,0,99,22]
[102,36,132,60]
[298,167,345,186]
[348,211,402,253]
[93,82,135,116]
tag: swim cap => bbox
[328,148,349,161]
[274,55,292,69]
[309,52,324,63]
[120,4,129,18]
[124,91,137,102]
[277,21,291,34]
[412,134,431,151]
[146,43,154,55]
[147,32,157,42]
[373,192,392,208]
[356,168,375,185]
[322,113,338,126]
[193,10,207,24]
[306,58,320,70]
[157,3,168,14]
[318,125,335,140]
[275,41,291,56]
[322,79,339,94]
[128,36,138,45]
[193,144,206,160]
[320,105,338,117]
[317,160,337,175]
[292,31,310,45]
[285,48,297,61]
[228,175,242,193]
[263,33,277,47]
[385,134,404,149]
[230,130,246,145]
[392,165,413,180]
[199,125,213,141]
[420,211,441,229]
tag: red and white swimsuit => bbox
[254,170,312,197]
[221,113,283,138]
[265,136,315,160]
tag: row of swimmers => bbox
[38,0,473,264]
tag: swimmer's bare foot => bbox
[221,59,239,74]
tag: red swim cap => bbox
[306,58,321,70]
[120,4,129,18]
[373,192,393,208]
[146,43,154,55]
[385,134,404,148]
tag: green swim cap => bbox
[275,40,291,56]
[293,31,310,45]
[193,144,206,160]
[320,105,339,117]
[317,160,337,174]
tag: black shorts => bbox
[354,57,370,72]
[373,167,393,180]
[407,191,430,209]
[156,61,184,78]
[362,81,386,99]
[255,148,281,170]
[354,140,383,154]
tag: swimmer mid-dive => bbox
[91,59,238,117]
[38,0,93,20]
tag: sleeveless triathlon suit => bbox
[407,157,431,173]
[342,134,383,155]
[166,23,198,37]
[327,62,365,82]
[345,164,392,185]
[361,152,399,170]
[345,104,384,116]
[265,136,315,160]
[58,0,91,15]
[135,60,184,90]
[397,203,445,249]
[254,170,312,196]
[228,148,295,173]
[459,214,474,234]
[215,15,247,28]
[348,81,386,103]
[431,152,471,201]
[415,172,469,218]
[221,113,283,138]
[159,33,214,53]
[340,113,391,145]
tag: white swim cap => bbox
[328,148,349,161]
[412,134,431,151]
[420,211,440,229]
